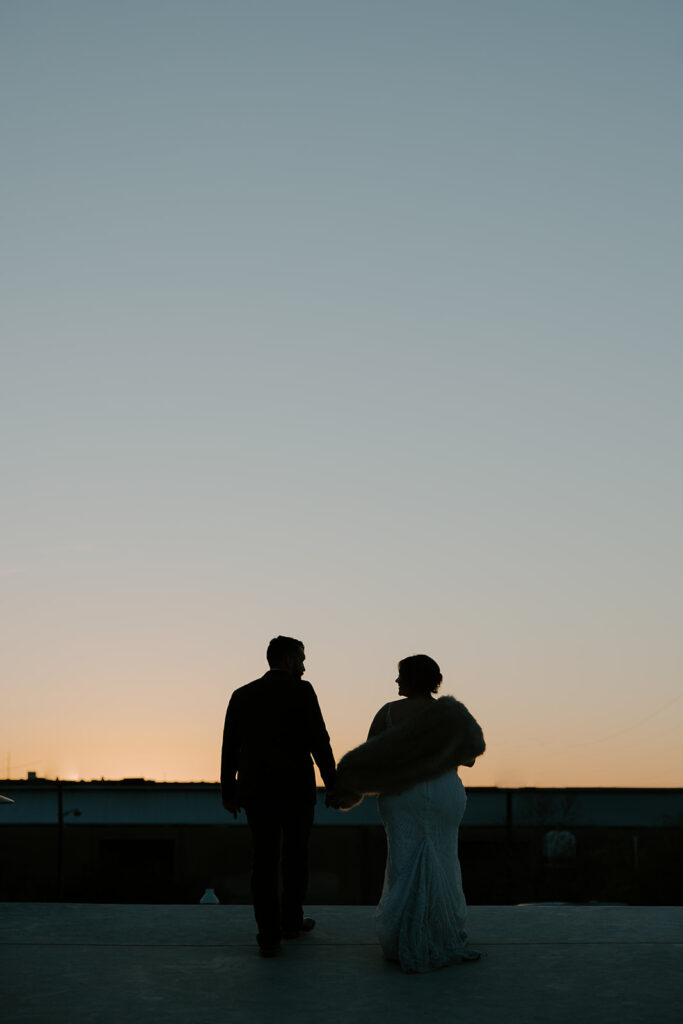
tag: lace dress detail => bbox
[375,704,470,972]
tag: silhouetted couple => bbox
[220,636,485,971]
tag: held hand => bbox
[326,788,363,811]
[222,800,241,820]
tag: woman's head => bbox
[396,654,442,697]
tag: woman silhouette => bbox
[330,654,485,972]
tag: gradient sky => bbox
[2,1,682,788]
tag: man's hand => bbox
[222,799,241,820]
[325,788,362,810]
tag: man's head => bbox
[266,636,305,678]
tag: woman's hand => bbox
[325,787,363,810]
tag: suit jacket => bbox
[221,670,336,807]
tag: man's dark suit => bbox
[220,670,336,945]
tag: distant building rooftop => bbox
[2,777,682,828]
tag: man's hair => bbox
[398,654,442,694]
[266,635,304,667]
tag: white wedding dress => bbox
[375,710,471,973]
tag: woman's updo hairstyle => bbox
[398,654,442,695]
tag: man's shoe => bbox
[281,917,315,939]
[259,943,281,958]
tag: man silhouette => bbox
[221,636,336,956]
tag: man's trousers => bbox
[244,798,315,947]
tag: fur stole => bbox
[333,696,485,810]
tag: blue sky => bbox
[2,1,682,785]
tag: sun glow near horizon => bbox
[6,659,683,790]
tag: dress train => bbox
[375,769,469,973]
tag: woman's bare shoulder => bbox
[386,699,410,722]
[388,697,434,725]
[370,701,392,722]
[367,702,391,739]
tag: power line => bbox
[568,691,683,748]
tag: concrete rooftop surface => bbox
[3,903,682,1024]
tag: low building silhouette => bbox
[1,777,682,904]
